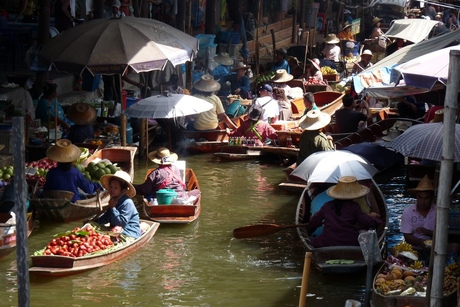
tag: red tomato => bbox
[70,234,77,240]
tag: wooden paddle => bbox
[233,223,309,239]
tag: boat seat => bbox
[42,190,74,200]
[359,127,376,142]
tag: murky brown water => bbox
[0,153,408,306]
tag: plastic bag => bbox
[358,230,381,265]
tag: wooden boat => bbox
[213,145,268,161]
[291,91,344,119]
[29,190,110,222]
[0,212,34,259]
[371,263,457,306]
[256,146,299,158]
[29,220,160,276]
[82,146,137,179]
[295,178,388,274]
[142,168,201,224]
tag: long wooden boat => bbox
[0,212,34,259]
[82,146,137,179]
[371,263,457,306]
[295,178,388,274]
[291,91,344,119]
[30,190,111,222]
[29,220,160,276]
[142,168,201,224]
[213,145,269,161]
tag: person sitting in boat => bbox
[66,102,97,144]
[211,52,234,81]
[296,110,334,166]
[351,50,373,75]
[320,34,341,69]
[307,176,382,248]
[133,147,188,200]
[188,74,238,131]
[96,170,141,239]
[271,48,290,73]
[302,92,319,116]
[217,62,252,99]
[43,139,102,203]
[273,87,292,121]
[396,95,426,119]
[226,108,278,146]
[271,69,294,99]
[302,58,323,83]
[251,84,279,123]
[335,94,371,133]
[163,74,185,94]
[35,82,72,134]
[337,21,354,41]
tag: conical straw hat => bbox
[46,139,81,163]
[100,170,136,198]
[327,176,370,200]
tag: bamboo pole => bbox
[298,252,312,307]
[429,50,460,307]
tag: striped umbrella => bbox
[384,123,460,162]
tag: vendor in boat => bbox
[320,34,341,69]
[211,52,234,81]
[396,95,426,119]
[302,58,323,83]
[188,74,238,131]
[217,62,252,99]
[302,92,319,116]
[273,87,292,121]
[296,110,334,166]
[337,21,354,41]
[271,69,293,98]
[226,108,278,146]
[96,170,141,239]
[35,82,72,133]
[133,147,188,200]
[335,94,371,133]
[252,84,279,123]
[351,50,373,75]
[43,139,102,203]
[66,102,97,144]
[271,48,290,73]
[307,176,382,248]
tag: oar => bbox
[233,223,309,239]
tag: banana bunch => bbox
[410,261,424,270]
[320,66,337,75]
[393,241,418,256]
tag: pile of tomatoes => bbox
[42,225,114,258]
[304,77,327,86]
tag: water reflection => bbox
[0,154,412,306]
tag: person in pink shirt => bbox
[227,108,278,146]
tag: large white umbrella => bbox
[290,150,378,183]
[123,92,213,119]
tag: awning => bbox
[353,30,460,94]
[385,19,438,43]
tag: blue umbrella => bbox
[343,143,404,171]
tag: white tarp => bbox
[385,19,439,43]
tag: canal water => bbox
[0,153,411,306]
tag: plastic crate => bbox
[195,34,215,46]
[323,74,340,82]
[449,212,460,229]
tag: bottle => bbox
[149,198,158,206]
[286,136,292,147]
[126,118,133,144]
[242,137,246,146]
[228,137,233,146]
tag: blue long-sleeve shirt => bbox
[44,166,101,202]
[272,59,290,73]
[95,195,141,238]
[218,73,252,99]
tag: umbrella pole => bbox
[168,120,172,150]
[120,74,127,146]
[54,98,58,142]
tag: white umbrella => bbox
[123,92,213,119]
[290,150,378,183]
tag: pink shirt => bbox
[400,203,436,240]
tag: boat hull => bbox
[29,220,160,276]
[0,212,34,259]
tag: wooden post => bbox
[299,252,312,307]
[13,116,30,307]
[270,29,276,61]
[139,118,146,158]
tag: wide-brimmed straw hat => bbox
[324,33,340,44]
[100,170,136,198]
[148,147,178,165]
[214,52,233,65]
[372,17,382,25]
[272,69,294,83]
[342,21,352,30]
[231,62,250,72]
[408,175,435,195]
[66,102,97,125]
[309,58,321,71]
[46,139,81,163]
[382,128,401,142]
[193,74,221,92]
[327,176,370,200]
[299,110,331,130]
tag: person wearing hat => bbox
[226,108,278,146]
[133,147,187,200]
[211,52,234,81]
[370,17,385,39]
[351,49,373,74]
[35,82,72,134]
[105,0,126,18]
[218,62,252,99]
[343,9,353,23]
[337,21,354,41]
[96,170,141,239]
[307,176,382,248]
[251,84,279,123]
[271,48,290,74]
[321,34,341,69]
[335,94,371,133]
[303,58,323,83]
[43,139,102,203]
[53,0,74,32]
[400,175,436,254]
[273,87,292,121]
[66,102,97,144]
[190,74,238,131]
[271,69,294,98]
[296,110,334,166]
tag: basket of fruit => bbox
[321,66,340,82]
